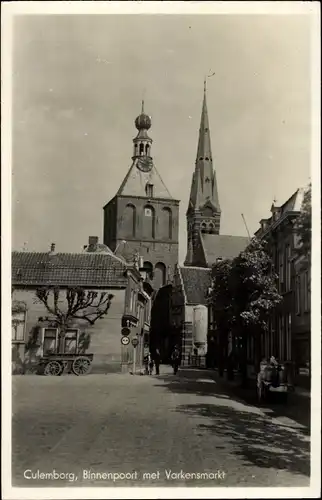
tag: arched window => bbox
[162,207,172,239]
[209,223,215,234]
[139,143,144,155]
[145,144,149,155]
[143,261,153,280]
[154,262,166,288]
[143,205,155,239]
[124,204,136,237]
[201,222,207,233]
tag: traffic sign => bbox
[131,337,139,348]
[121,336,130,346]
[121,327,131,337]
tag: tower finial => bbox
[141,99,144,113]
[204,77,207,93]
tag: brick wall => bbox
[12,287,127,374]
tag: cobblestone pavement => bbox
[12,366,310,488]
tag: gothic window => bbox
[143,205,155,239]
[124,204,136,237]
[145,183,154,198]
[162,207,172,239]
[154,262,166,288]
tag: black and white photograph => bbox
[2,1,321,499]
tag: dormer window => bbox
[145,183,154,198]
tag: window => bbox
[285,245,291,291]
[130,290,136,313]
[278,316,285,361]
[286,313,292,360]
[295,275,301,315]
[162,207,172,239]
[42,328,59,355]
[143,206,155,239]
[12,310,26,342]
[145,183,154,198]
[144,299,151,324]
[64,329,79,354]
[304,271,309,311]
[279,248,284,291]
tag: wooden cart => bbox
[39,353,94,376]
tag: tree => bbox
[209,238,282,386]
[294,183,311,262]
[35,287,114,353]
[229,238,282,384]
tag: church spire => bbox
[188,81,220,214]
[184,81,221,266]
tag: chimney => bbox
[50,243,56,253]
[87,236,98,252]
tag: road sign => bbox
[121,327,131,337]
[131,337,139,348]
[121,336,130,346]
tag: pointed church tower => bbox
[184,81,221,266]
[103,102,180,289]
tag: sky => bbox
[12,13,312,263]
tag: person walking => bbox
[148,352,154,375]
[154,349,161,375]
[171,345,181,375]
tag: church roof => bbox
[200,234,249,266]
[117,160,173,199]
[179,266,212,305]
[12,251,128,288]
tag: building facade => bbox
[254,188,310,387]
[11,239,153,375]
[103,102,180,290]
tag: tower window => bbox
[145,144,149,155]
[205,157,209,161]
[205,128,208,132]
[139,143,144,155]
[145,183,154,198]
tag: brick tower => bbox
[103,102,179,290]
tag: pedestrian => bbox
[153,349,161,375]
[148,352,154,375]
[171,345,181,375]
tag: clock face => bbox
[137,157,153,172]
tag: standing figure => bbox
[148,352,154,375]
[171,345,181,375]
[154,349,161,375]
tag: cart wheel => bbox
[44,360,63,376]
[72,356,92,376]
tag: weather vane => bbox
[204,69,216,91]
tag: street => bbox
[12,367,310,488]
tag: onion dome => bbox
[134,100,151,130]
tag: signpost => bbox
[121,336,130,346]
[131,337,139,375]
[121,327,131,337]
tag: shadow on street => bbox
[155,369,310,478]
